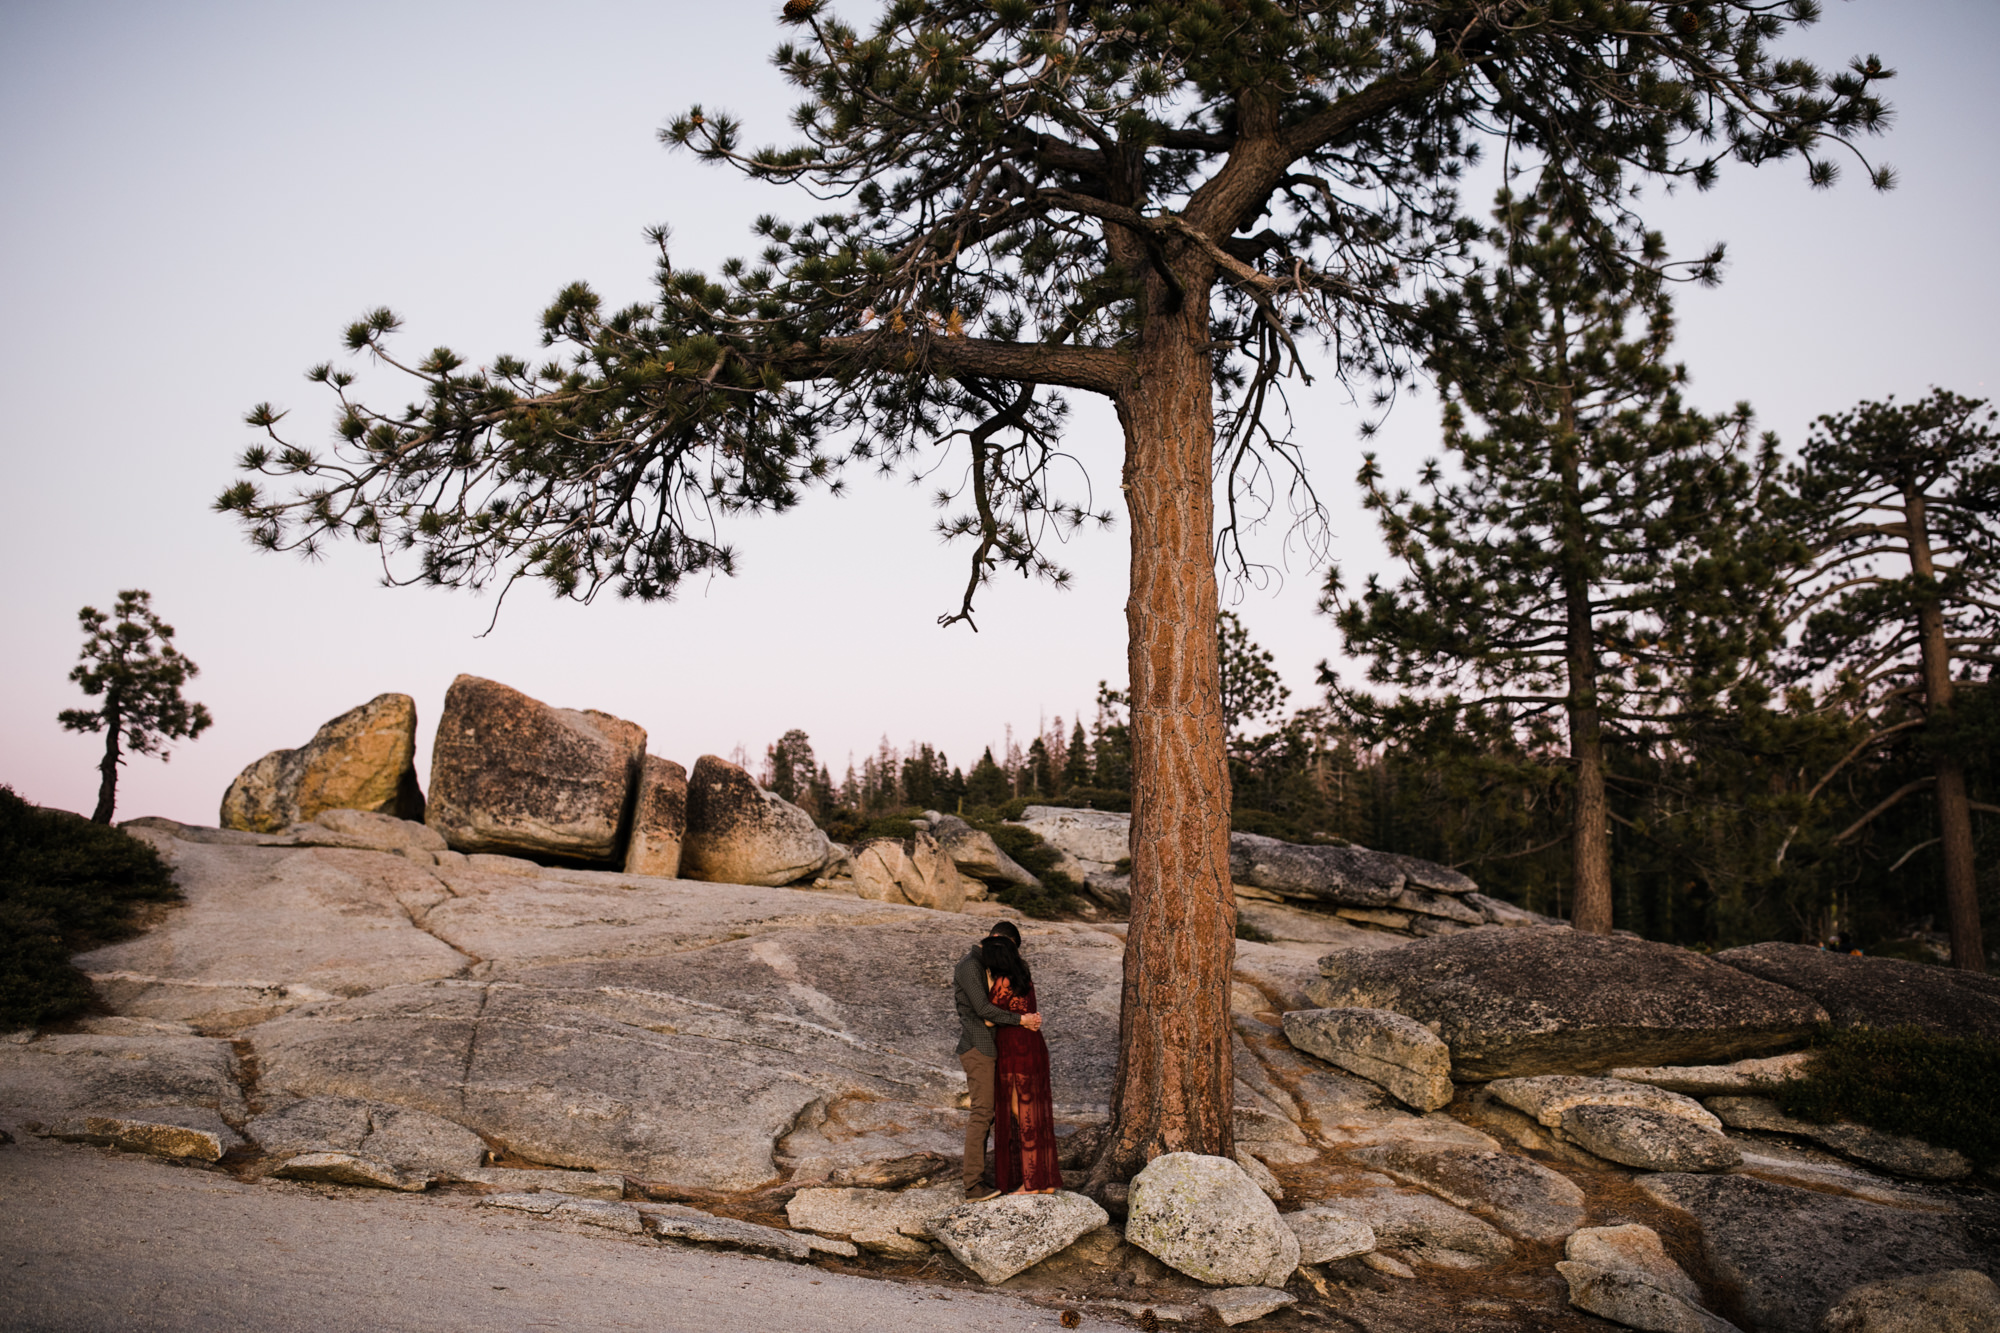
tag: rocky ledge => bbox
[3,809,1993,1333]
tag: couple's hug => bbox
[952,919,1061,1202]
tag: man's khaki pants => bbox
[959,1049,996,1189]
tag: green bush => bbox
[995,869,1087,920]
[1235,917,1273,943]
[1774,1025,2000,1167]
[0,785,178,1028]
[817,808,919,847]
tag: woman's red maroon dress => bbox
[989,976,1061,1193]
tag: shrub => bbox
[1774,1025,2000,1167]
[996,869,1087,920]
[0,785,178,1028]
[1235,917,1273,943]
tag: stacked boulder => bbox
[425,675,647,863]
[221,693,425,831]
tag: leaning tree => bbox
[219,1,1891,1181]
[1783,390,2000,971]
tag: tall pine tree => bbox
[1331,191,1786,934]
[1782,390,2000,970]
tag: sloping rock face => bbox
[246,914,1124,1191]
[425,676,646,862]
[0,1032,245,1126]
[1560,1105,1741,1173]
[1819,1270,2000,1333]
[1015,807,1486,929]
[245,1096,486,1175]
[76,839,472,1031]
[1309,928,1829,1077]
[622,756,687,878]
[1228,831,1477,907]
[679,754,833,887]
[220,693,424,833]
[1713,941,2000,1042]
[1639,1172,1999,1333]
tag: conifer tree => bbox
[1027,736,1055,795]
[1063,720,1092,792]
[58,591,213,824]
[219,2,1893,1176]
[1217,610,1290,750]
[1782,390,2000,970]
[1330,191,1788,934]
[967,746,1011,806]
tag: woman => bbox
[982,932,1060,1194]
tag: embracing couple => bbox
[953,920,1061,1202]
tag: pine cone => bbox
[1137,1311,1160,1333]
[781,0,817,22]
[1060,1312,1081,1330]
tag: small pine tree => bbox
[966,747,1010,808]
[57,591,213,823]
[1026,736,1054,796]
[1063,721,1091,792]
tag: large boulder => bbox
[1638,1172,1999,1333]
[927,1191,1109,1283]
[679,754,834,887]
[849,833,967,911]
[1713,941,2000,1043]
[0,1033,246,1125]
[221,693,424,833]
[1308,928,1829,1077]
[425,676,646,862]
[1281,1008,1453,1112]
[622,756,688,878]
[1124,1152,1300,1288]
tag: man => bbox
[953,919,1042,1202]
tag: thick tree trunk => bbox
[1550,315,1614,935]
[1907,493,1985,971]
[92,697,122,824]
[1091,272,1237,1184]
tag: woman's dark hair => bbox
[981,933,1033,996]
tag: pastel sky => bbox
[3,1,1995,825]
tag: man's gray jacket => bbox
[954,945,1023,1058]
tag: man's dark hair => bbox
[986,920,1021,945]
[981,933,1033,995]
